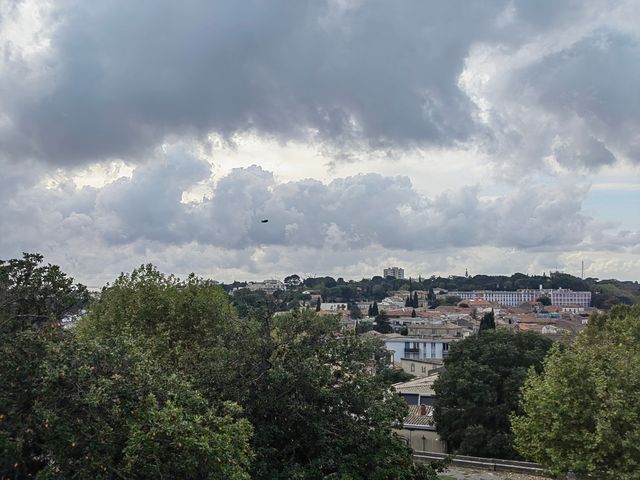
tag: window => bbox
[421,366,426,373]
[410,363,415,372]
[443,343,449,352]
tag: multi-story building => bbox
[383,266,405,280]
[446,288,591,308]
[383,335,456,364]
[246,279,285,295]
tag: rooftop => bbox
[404,404,435,428]
[393,372,440,395]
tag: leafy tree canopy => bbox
[512,305,640,479]
[0,252,89,325]
[433,330,552,459]
[478,310,496,332]
[1,260,252,479]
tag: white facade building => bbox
[383,267,405,279]
[246,279,285,294]
[320,302,347,312]
[384,336,453,364]
[448,288,591,308]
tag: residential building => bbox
[378,296,406,312]
[407,321,464,338]
[246,279,285,294]
[396,405,446,453]
[393,372,439,405]
[393,374,446,453]
[382,335,456,364]
[399,358,443,377]
[320,302,347,312]
[383,266,405,279]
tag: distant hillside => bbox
[224,272,639,310]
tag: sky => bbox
[1,0,639,287]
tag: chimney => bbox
[420,404,427,416]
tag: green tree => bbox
[315,296,321,311]
[413,291,419,308]
[377,367,415,386]
[245,310,425,479]
[478,309,495,332]
[1,259,252,479]
[371,301,379,317]
[373,311,392,334]
[536,296,552,306]
[0,252,89,324]
[411,308,417,318]
[0,326,252,479]
[77,265,257,404]
[427,286,436,307]
[76,266,445,479]
[349,303,363,320]
[444,295,462,306]
[433,330,552,459]
[356,319,374,335]
[512,305,640,479]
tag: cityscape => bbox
[1,1,640,479]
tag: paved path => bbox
[441,467,546,480]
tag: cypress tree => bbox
[413,291,419,308]
[479,309,496,333]
[427,286,436,306]
[371,301,379,317]
[316,297,321,312]
[405,296,411,307]
[411,308,417,318]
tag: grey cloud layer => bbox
[1,0,638,169]
[0,152,624,255]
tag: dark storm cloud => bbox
[0,0,494,164]
[4,0,635,170]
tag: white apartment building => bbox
[448,288,591,308]
[246,279,285,295]
[384,336,454,364]
[383,267,405,279]
[320,302,347,312]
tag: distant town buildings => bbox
[245,279,284,295]
[446,288,591,308]
[383,266,405,279]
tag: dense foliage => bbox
[433,330,552,459]
[0,253,89,324]
[2,255,444,478]
[512,305,640,479]
[0,259,253,479]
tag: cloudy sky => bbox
[1,0,639,286]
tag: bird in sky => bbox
[261,219,269,223]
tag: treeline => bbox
[225,272,640,310]
[0,254,441,479]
